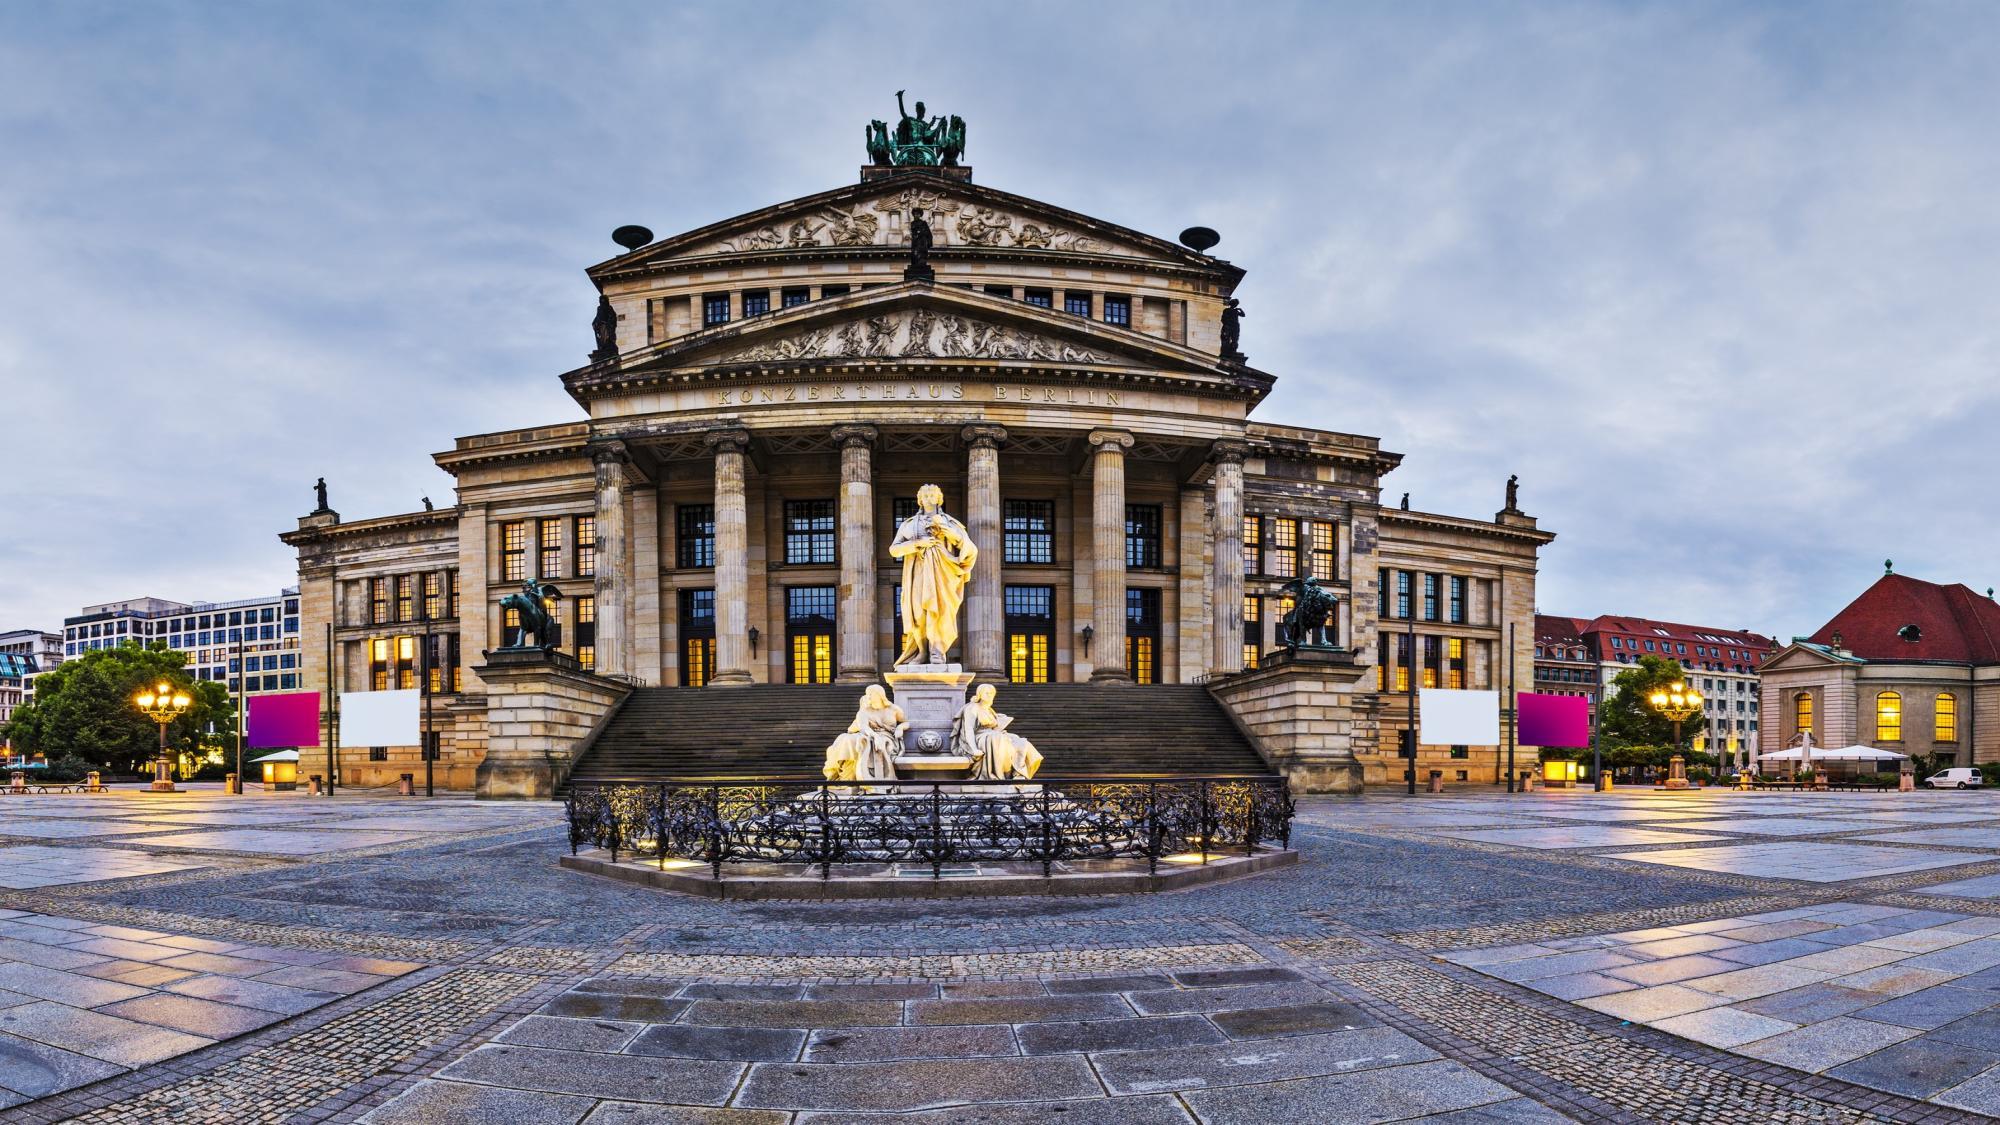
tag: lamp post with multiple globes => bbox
[1647,680,1704,786]
[134,681,192,793]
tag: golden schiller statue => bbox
[889,483,977,666]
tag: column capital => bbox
[831,424,878,450]
[590,441,631,468]
[1088,428,1135,451]
[961,424,1008,450]
[1210,438,1250,467]
[704,428,751,455]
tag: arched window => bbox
[1794,692,1813,736]
[1936,693,1958,742]
[1876,691,1902,742]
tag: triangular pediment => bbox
[590,174,1235,276]
[565,283,1269,403]
[1762,643,1862,673]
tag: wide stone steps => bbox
[563,683,1270,788]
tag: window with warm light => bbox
[574,595,596,671]
[1935,692,1957,742]
[1794,691,1813,736]
[1308,522,1337,581]
[500,521,527,581]
[1242,515,1262,575]
[1876,691,1902,741]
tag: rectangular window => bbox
[397,635,417,690]
[1103,293,1131,327]
[501,521,527,581]
[1242,515,1263,575]
[819,284,850,299]
[1422,573,1439,622]
[449,569,460,617]
[676,504,716,568]
[983,284,1014,299]
[1269,517,1299,578]
[370,579,390,625]
[702,292,730,327]
[1394,633,1412,692]
[1395,571,1412,619]
[574,516,597,577]
[1242,594,1262,670]
[679,588,716,688]
[1125,504,1162,568]
[395,575,414,623]
[1023,288,1053,308]
[1003,499,1055,564]
[1004,585,1054,684]
[1125,587,1161,684]
[1422,635,1441,689]
[781,287,810,308]
[574,595,596,672]
[1448,576,1467,624]
[422,572,444,621]
[785,586,836,684]
[538,518,562,579]
[1064,291,1092,317]
[742,289,770,317]
[783,500,836,565]
[1447,637,1465,689]
[1308,522,1337,581]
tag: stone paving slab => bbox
[1176,1058,1525,1123]
[735,1055,1101,1111]
[1610,840,1994,881]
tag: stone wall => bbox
[473,650,632,799]
[1208,649,1368,794]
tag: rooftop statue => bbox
[890,483,977,666]
[867,90,966,168]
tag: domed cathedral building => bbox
[282,101,1553,797]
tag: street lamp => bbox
[134,681,192,793]
[1647,680,1705,749]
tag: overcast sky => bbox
[4,2,1996,641]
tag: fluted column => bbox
[1209,440,1248,675]
[834,425,879,682]
[707,429,753,685]
[963,424,1007,677]
[591,443,631,679]
[1089,429,1135,682]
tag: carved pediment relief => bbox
[695,183,1139,258]
[718,309,1117,366]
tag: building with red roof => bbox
[1532,614,1598,713]
[1760,568,2000,766]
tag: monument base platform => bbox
[562,846,1296,900]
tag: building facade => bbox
[0,629,62,737]
[1533,615,1598,713]
[61,592,304,695]
[1761,571,2000,766]
[1578,615,1771,763]
[283,128,1552,792]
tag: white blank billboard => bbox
[338,689,420,747]
[1419,688,1500,746]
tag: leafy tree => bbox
[3,644,236,775]
[1598,655,1706,752]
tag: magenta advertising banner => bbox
[1518,692,1590,748]
[248,691,321,748]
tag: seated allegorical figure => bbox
[823,685,907,782]
[953,683,1043,781]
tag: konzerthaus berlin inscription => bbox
[283,96,1554,798]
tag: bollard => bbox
[308,775,324,797]
[225,772,242,795]
[86,771,101,792]
[1518,769,1537,793]
[398,773,415,797]
[1426,770,1444,794]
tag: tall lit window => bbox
[1269,518,1299,578]
[784,500,836,565]
[538,519,562,579]
[396,636,417,689]
[1421,635,1440,689]
[449,569,460,617]
[1242,515,1262,575]
[1125,588,1161,684]
[679,588,715,687]
[1125,504,1162,568]
[370,638,390,690]
[1242,595,1262,671]
[370,578,389,625]
[1393,633,1411,692]
[1876,691,1901,741]
[677,505,715,568]
[1935,692,1957,742]
[1446,638,1465,689]
[1308,522,1336,581]
[574,595,596,672]
[1003,500,1054,564]
[574,516,597,577]
[1004,585,1053,684]
[395,575,414,623]
[422,572,444,621]
[500,521,527,581]
[786,586,836,683]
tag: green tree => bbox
[3,644,236,775]
[1598,654,1705,752]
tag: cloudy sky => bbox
[4,2,1996,641]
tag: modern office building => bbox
[61,590,303,695]
[0,629,62,734]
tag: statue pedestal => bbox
[885,665,976,770]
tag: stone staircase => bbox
[562,683,1272,788]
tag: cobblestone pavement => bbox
[3,784,2000,1121]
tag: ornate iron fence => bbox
[564,775,1294,881]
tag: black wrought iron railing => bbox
[564,775,1294,881]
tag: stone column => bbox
[1088,429,1135,682]
[1209,440,1248,676]
[707,429,753,685]
[591,443,631,679]
[963,424,1007,677]
[834,425,879,682]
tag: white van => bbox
[1925,768,1984,789]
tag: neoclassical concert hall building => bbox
[284,126,1553,794]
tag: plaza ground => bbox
[2,786,2000,1120]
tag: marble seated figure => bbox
[953,684,1043,781]
[823,685,907,782]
